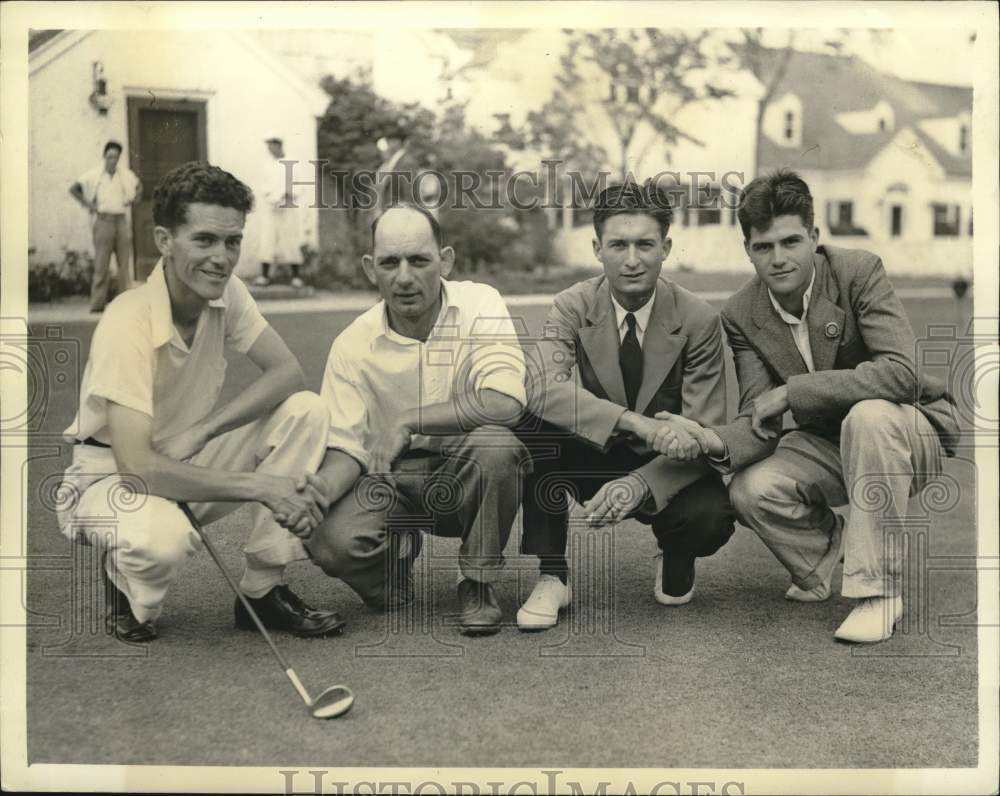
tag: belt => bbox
[79,437,112,449]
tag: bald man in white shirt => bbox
[305,205,529,636]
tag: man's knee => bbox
[694,476,736,538]
[464,425,529,472]
[307,519,356,576]
[842,399,907,437]
[307,502,382,577]
[112,499,196,573]
[659,475,734,543]
[728,463,783,525]
[278,390,329,431]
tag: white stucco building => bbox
[757,49,973,277]
[29,29,329,279]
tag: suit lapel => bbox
[580,281,628,406]
[635,282,685,414]
[805,254,845,372]
[750,281,810,380]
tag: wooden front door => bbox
[127,97,207,281]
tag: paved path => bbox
[27,287,956,324]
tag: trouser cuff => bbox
[458,561,504,584]
[239,564,285,598]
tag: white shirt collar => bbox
[768,268,816,326]
[148,259,227,349]
[376,278,450,347]
[611,289,656,336]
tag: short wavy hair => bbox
[737,169,814,240]
[152,161,254,229]
[592,179,674,239]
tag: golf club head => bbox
[310,685,354,719]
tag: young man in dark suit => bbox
[515,180,735,630]
[668,170,959,644]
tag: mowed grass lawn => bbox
[23,293,980,769]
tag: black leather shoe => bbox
[234,585,346,638]
[102,555,158,643]
[457,578,502,636]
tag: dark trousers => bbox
[518,421,735,578]
[307,426,529,605]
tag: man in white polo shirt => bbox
[69,141,142,312]
[59,161,344,642]
[304,204,529,636]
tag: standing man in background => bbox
[253,137,306,289]
[374,122,441,219]
[69,140,141,312]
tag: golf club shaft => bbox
[177,502,313,706]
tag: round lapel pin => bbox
[824,321,840,338]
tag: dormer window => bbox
[878,117,886,132]
[783,110,796,142]
[765,93,802,147]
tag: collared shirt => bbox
[767,269,816,372]
[611,290,656,347]
[77,164,140,214]
[321,279,527,470]
[63,260,269,447]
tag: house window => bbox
[968,209,973,236]
[959,124,969,154]
[827,201,866,236]
[890,205,903,237]
[932,203,961,237]
[783,110,795,142]
[878,118,887,132]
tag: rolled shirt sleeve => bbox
[464,287,527,408]
[223,276,270,354]
[85,305,155,418]
[320,340,371,471]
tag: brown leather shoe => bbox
[457,578,502,636]
[234,585,346,638]
[102,555,158,643]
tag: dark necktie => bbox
[619,312,643,410]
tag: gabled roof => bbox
[757,49,971,178]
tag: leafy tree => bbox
[517,29,734,182]
[314,78,550,282]
[314,77,433,284]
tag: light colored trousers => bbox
[729,399,944,599]
[61,392,329,621]
[91,213,133,311]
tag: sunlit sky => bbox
[764,29,975,87]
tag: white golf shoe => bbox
[834,595,903,643]
[517,575,571,631]
[654,552,695,606]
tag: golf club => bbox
[177,502,354,719]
